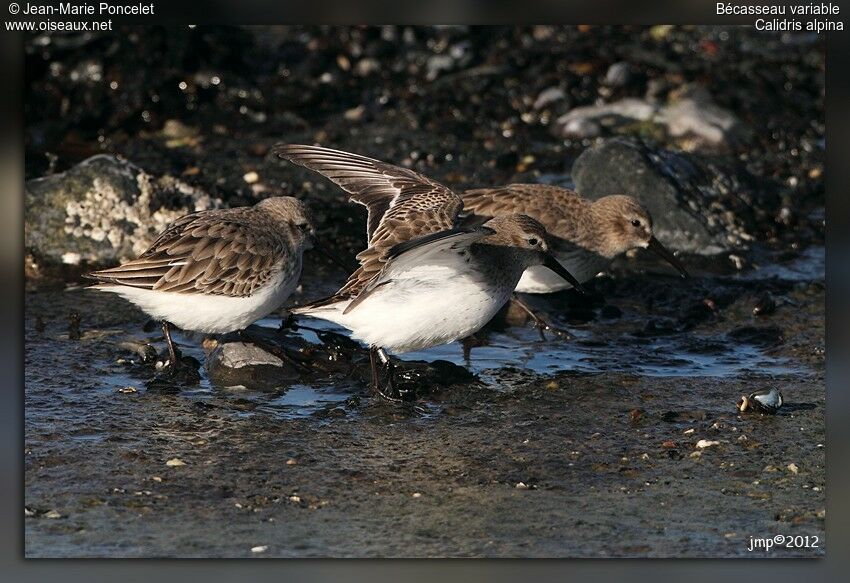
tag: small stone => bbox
[116,386,137,394]
[604,62,631,87]
[44,509,62,519]
[787,463,800,474]
[344,105,366,122]
[152,476,162,482]
[24,507,35,517]
[165,458,186,467]
[242,171,259,184]
[289,495,301,503]
[533,86,566,110]
[683,428,695,434]
[251,545,268,554]
[286,458,298,466]
[545,381,558,390]
[412,492,422,498]
[661,440,676,449]
[696,439,720,449]
[689,451,702,458]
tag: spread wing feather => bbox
[276,144,464,307]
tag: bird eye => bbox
[527,238,539,246]
[631,219,641,227]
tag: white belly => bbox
[96,262,301,334]
[514,250,610,294]
[302,262,516,353]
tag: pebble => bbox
[286,458,298,466]
[412,492,422,498]
[604,62,631,87]
[344,105,366,122]
[533,86,566,110]
[116,386,137,394]
[242,171,259,184]
[165,458,186,467]
[787,463,799,474]
[44,509,62,519]
[696,439,720,449]
[251,545,268,554]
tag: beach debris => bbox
[738,388,784,414]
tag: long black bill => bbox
[542,253,589,296]
[312,240,357,274]
[646,236,689,279]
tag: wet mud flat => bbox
[24,263,825,558]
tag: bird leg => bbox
[461,332,489,363]
[161,320,181,369]
[511,294,574,340]
[370,346,408,402]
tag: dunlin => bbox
[275,145,587,400]
[461,184,689,333]
[86,196,318,369]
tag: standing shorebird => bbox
[461,184,689,333]
[85,196,320,371]
[275,145,587,401]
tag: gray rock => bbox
[206,341,299,389]
[25,155,220,267]
[572,138,767,255]
[603,62,631,87]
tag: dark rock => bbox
[599,305,622,319]
[572,138,777,254]
[728,326,784,347]
[25,155,220,269]
[753,292,777,317]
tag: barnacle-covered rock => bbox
[25,155,221,270]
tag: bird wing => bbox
[85,208,287,297]
[343,226,495,314]
[274,144,462,245]
[275,144,463,305]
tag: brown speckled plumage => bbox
[86,197,312,297]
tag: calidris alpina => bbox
[275,145,587,401]
[86,196,318,369]
[461,184,689,333]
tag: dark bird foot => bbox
[511,295,574,341]
[370,347,415,403]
